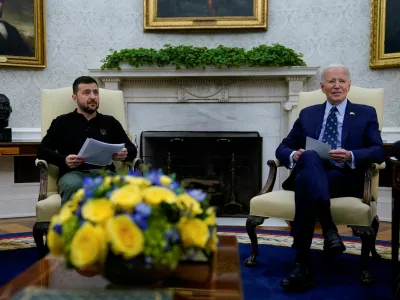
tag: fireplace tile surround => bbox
[88,66,319,187]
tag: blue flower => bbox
[53,223,62,235]
[167,181,180,191]
[146,169,163,186]
[131,213,148,230]
[84,189,94,198]
[128,169,142,177]
[186,189,207,201]
[165,229,181,244]
[75,208,83,219]
[134,203,152,218]
[93,176,103,185]
[82,177,95,188]
[144,256,152,269]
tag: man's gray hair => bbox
[320,64,351,83]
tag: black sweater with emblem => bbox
[37,109,137,178]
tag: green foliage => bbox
[100,44,307,71]
[61,216,80,268]
[143,208,182,268]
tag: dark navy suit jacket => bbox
[276,100,386,197]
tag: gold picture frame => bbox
[370,0,400,69]
[144,0,268,31]
[0,0,46,68]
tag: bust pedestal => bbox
[0,128,11,142]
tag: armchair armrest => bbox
[124,157,144,172]
[363,162,386,205]
[258,159,284,195]
[35,159,48,201]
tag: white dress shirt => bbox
[289,99,355,169]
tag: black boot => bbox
[323,229,346,255]
[280,250,314,291]
[280,262,314,291]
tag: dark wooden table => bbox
[0,142,40,156]
[0,235,243,299]
[391,158,400,297]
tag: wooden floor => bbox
[0,217,393,241]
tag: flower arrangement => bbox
[47,169,218,285]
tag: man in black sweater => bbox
[37,76,137,205]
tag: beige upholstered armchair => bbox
[244,86,385,285]
[33,87,142,257]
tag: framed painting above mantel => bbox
[0,0,46,68]
[370,0,400,69]
[144,0,268,30]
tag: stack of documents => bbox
[78,138,125,166]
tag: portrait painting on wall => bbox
[370,0,400,68]
[144,0,267,30]
[0,0,46,68]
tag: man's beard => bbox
[77,100,98,114]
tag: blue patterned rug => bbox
[0,229,396,299]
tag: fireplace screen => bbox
[140,131,262,216]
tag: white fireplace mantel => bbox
[88,65,320,79]
[88,65,319,139]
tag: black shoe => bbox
[323,229,346,255]
[280,263,314,291]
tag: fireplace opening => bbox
[140,131,262,216]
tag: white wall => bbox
[0,0,399,128]
[1,0,400,219]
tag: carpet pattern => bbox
[0,228,394,260]
[0,229,396,299]
[218,228,394,260]
[0,233,36,251]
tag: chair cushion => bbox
[250,190,376,227]
[35,194,62,222]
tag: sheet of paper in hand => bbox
[78,138,124,166]
[305,136,331,160]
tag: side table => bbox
[391,158,400,296]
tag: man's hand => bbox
[293,148,305,162]
[112,148,128,162]
[329,149,351,162]
[65,155,84,168]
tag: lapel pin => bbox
[350,112,355,115]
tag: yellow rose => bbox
[70,222,102,268]
[206,227,218,252]
[124,176,151,188]
[110,184,142,211]
[179,218,210,248]
[71,188,85,204]
[82,199,115,225]
[93,225,108,264]
[47,216,64,255]
[160,175,172,186]
[142,186,177,205]
[57,205,74,223]
[112,175,122,183]
[106,215,144,259]
[103,176,113,187]
[204,207,216,226]
[177,193,203,216]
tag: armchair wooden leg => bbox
[370,215,381,259]
[351,225,376,286]
[33,222,50,259]
[244,215,265,267]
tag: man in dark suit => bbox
[0,0,33,56]
[276,64,385,291]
